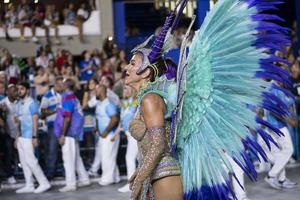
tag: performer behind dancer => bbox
[113,85,139,193]
[58,78,90,192]
[15,82,51,194]
[88,84,120,186]
[264,81,298,189]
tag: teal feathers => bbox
[174,0,291,199]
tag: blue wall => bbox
[296,0,300,52]
[113,1,126,49]
[195,0,210,29]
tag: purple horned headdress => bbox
[131,0,188,79]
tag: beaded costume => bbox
[129,77,180,199]
[129,0,291,199]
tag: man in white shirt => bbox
[40,77,63,179]
[87,84,120,185]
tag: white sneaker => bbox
[114,176,121,184]
[34,183,51,193]
[59,185,76,192]
[118,184,130,193]
[280,178,297,189]
[16,186,35,193]
[32,36,39,43]
[7,176,17,184]
[77,180,91,187]
[254,161,266,173]
[265,176,281,190]
[98,180,114,186]
[88,170,99,177]
[20,36,27,42]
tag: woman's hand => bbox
[129,170,138,190]
[130,180,142,200]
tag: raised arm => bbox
[130,93,166,199]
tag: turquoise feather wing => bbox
[173,0,291,199]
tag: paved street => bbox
[1,167,300,200]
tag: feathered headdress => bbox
[132,0,188,77]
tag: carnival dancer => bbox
[57,78,90,192]
[125,0,291,199]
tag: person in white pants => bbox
[112,86,138,193]
[230,155,250,200]
[264,82,298,189]
[58,78,90,192]
[88,84,120,186]
[15,82,51,194]
[261,127,297,189]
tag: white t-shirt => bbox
[36,56,49,68]
[107,89,120,107]
[88,91,120,107]
[6,64,20,79]
[77,8,89,19]
[89,97,118,135]
[40,89,61,126]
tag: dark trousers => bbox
[45,127,59,178]
[0,133,15,178]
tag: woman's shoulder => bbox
[140,93,165,112]
[142,93,164,104]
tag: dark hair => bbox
[88,77,99,85]
[19,82,30,90]
[37,65,44,72]
[64,78,76,91]
[101,75,114,88]
[148,58,177,82]
[55,76,64,82]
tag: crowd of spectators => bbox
[0,32,131,191]
[0,0,96,44]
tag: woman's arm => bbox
[82,91,90,109]
[130,93,166,198]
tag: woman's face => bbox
[84,52,91,60]
[67,55,73,63]
[66,66,73,75]
[88,79,97,91]
[38,68,44,76]
[49,60,55,68]
[100,76,110,88]
[119,50,126,59]
[124,54,145,86]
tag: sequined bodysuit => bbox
[129,107,180,199]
